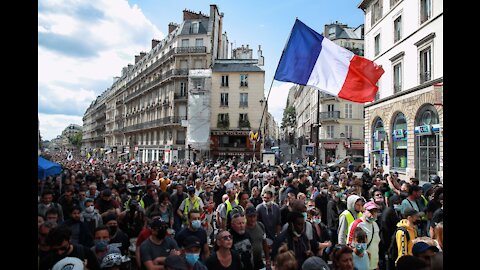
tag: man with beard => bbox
[39,225,100,270]
[95,188,121,218]
[256,190,281,242]
[64,205,94,248]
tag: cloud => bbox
[39,113,84,141]
[38,0,165,137]
[266,82,294,125]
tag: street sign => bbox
[249,131,260,143]
[302,145,314,156]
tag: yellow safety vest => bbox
[183,197,200,223]
[225,199,239,217]
[339,210,363,236]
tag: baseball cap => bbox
[363,201,380,211]
[245,206,257,216]
[164,255,188,270]
[412,241,439,256]
[52,257,84,270]
[150,217,167,228]
[302,256,330,270]
[403,207,419,218]
[183,235,201,249]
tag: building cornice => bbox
[365,77,443,108]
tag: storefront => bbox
[391,113,408,172]
[371,118,386,169]
[210,130,259,160]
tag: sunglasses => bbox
[220,235,232,241]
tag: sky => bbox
[38,0,365,141]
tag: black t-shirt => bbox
[205,250,243,270]
[431,207,443,228]
[175,227,208,260]
[39,244,100,270]
[230,230,253,270]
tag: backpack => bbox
[387,227,410,261]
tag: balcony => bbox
[238,120,250,129]
[319,111,340,123]
[175,46,207,54]
[126,49,175,88]
[124,69,189,103]
[217,120,230,129]
[174,93,187,102]
[123,116,187,133]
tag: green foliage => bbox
[281,105,296,129]
[69,133,83,148]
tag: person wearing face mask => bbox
[351,227,370,270]
[103,213,130,256]
[139,217,180,270]
[380,194,403,270]
[91,225,122,266]
[256,190,281,242]
[175,209,210,262]
[181,235,208,270]
[307,207,332,259]
[81,198,103,236]
[393,207,420,265]
[346,201,381,270]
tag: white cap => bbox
[52,257,84,270]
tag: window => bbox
[221,75,229,87]
[415,104,440,182]
[371,0,383,26]
[180,82,187,96]
[375,81,380,101]
[328,27,336,38]
[374,34,381,56]
[394,16,402,42]
[240,93,248,107]
[240,74,248,87]
[195,38,203,47]
[327,104,334,112]
[192,78,203,90]
[221,93,229,106]
[180,60,188,69]
[419,46,432,83]
[327,126,334,139]
[345,125,353,139]
[393,62,402,93]
[392,113,407,171]
[420,0,432,24]
[194,60,203,69]
[181,39,189,47]
[239,113,248,121]
[191,22,199,34]
[218,113,229,128]
[345,104,352,119]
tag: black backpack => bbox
[387,227,410,261]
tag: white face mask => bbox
[85,205,95,213]
[44,203,51,208]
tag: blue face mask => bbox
[366,216,377,223]
[185,253,200,265]
[355,243,367,253]
[94,240,109,251]
[302,212,308,221]
[191,220,201,230]
[313,218,321,225]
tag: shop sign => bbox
[414,125,432,136]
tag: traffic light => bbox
[188,144,192,151]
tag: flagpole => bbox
[257,18,298,160]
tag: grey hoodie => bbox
[337,194,362,244]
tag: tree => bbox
[281,105,296,129]
[69,133,83,150]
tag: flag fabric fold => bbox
[274,19,384,103]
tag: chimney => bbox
[168,22,178,34]
[258,45,264,66]
[135,55,140,64]
[140,52,146,60]
[152,39,160,48]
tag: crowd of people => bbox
[38,151,443,270]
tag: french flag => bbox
[274,19,384,103]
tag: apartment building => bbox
[358,0,443,181]
[210,45,266,161]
